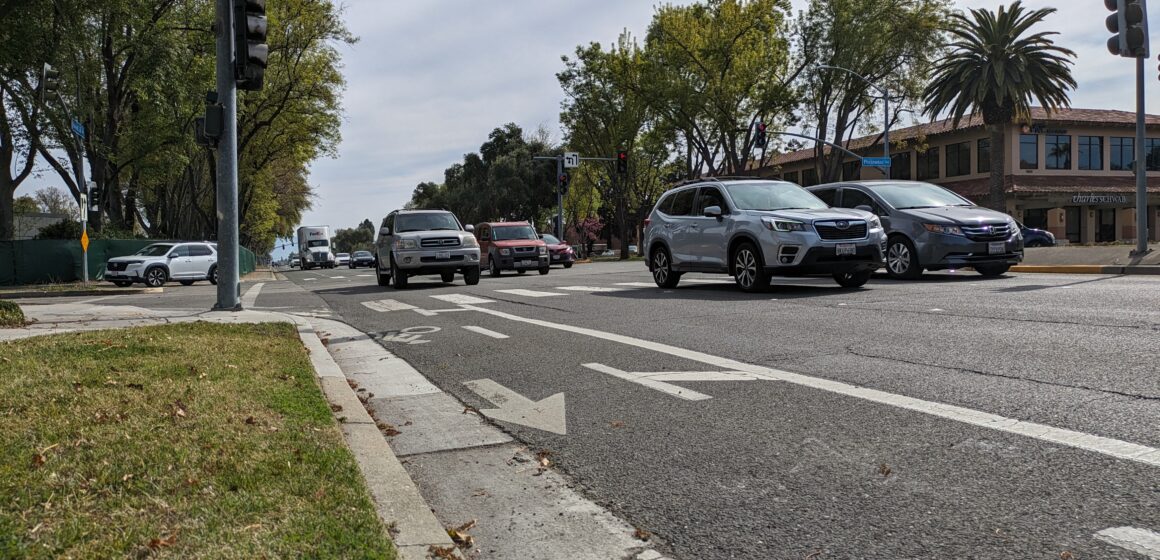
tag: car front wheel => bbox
[143,267,168,288]
[886,237,922,280]
[651,247,681,288]
[441,271,455,283]
[375,255,391,286]
[489,256,501,277]
[464,267,481,285]
[732,242,768,293]
[390,257,408,289]
[208,265,218,285]
[833,269,872,288]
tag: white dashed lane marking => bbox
[361,299,417,312]
[462,326,509,339]
[494,289,566,298]
[556,286,626,293]
[430,294,495,305]
[1095,526,1160,558]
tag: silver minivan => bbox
[807,181,1023,278]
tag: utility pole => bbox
[213,0,241,310]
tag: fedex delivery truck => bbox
[296,226,335,270]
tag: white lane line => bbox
[1095,526,1160,558]
[303,277,317,281]
[494,289,566,298]
[682,278,733,284]
[361,299,417,312]
[240,282,264,308]
[557,286,626,293]
[413,308,470,317]
[74,295,122,304]
[462,325,509,339]
[463,304,1160,468]
[357,274,374,277]
[615,282,657,288]
[583,364,713,401]
[431,294,495,305]
[331,275,346,279]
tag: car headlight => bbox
[538,246,547,255]
[762,217,806,232]
[500,248,510,256]
[394,239,417,250]
[462,236,479,248]
[122,260,144,265]
[867,215,882,230]
[923,223,963,236]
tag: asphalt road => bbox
[96,263,1160,559]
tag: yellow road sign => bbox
[80,229,89,252]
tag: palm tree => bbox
[922,1,1076,211]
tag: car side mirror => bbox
[854,204,875,215]
[464,224,474,232]
[168,253,178,259]
[702,205,723,218]
[379,226,390,236]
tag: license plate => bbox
[519,260,536,267]
[552,255,560,261]
[436,251,450,260]
[988,242,1005,255]
[836,243,856,256]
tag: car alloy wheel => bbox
[735,249,757,290]
[653,252,669,285]
[144,267,167,288]
[209,266,218,285]
[887,242,910,276]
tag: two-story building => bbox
[757,108,1160,244]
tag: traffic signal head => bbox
[755,122,767,148]
[616,149,628,174]
[234,0,268,90]
[39,63,60,102]
[559,172,570,193]
[1106,0,1150,58]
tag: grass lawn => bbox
[0,322,395,559]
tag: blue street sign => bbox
[71,119,85,139]
[862,156,891,167]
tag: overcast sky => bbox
[13,1,1153,256]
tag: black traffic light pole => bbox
[1106,0,1151,255]
[213,0,241,310]
[533,153,620,239]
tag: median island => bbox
[0,322,395,558]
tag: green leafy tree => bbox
[796,0,950,182]
[922,1,1075,210]
[13,195,38,214]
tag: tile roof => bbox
[945,175,1160,199]
[762,107,1160,167]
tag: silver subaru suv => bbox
[644,179,887,291]
[375,209,481,288]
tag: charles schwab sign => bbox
[1071,194,1129,204]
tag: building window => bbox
[1111,137,1134,171]
[1045,135,1071,170]
[977,139,990,173]
[802,168,819,187]
[783,171,800,184]
[946,141,970,177]
[916,147,939,180]
[1078,136,1103,171]
[1020,134,1038,169]
[1147,139,1160,171]
[841,160,861,180]
[890,151,911,180]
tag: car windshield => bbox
[868,182,973,209]
[353,251,372,258]
[396,213,460,233]
[541,234,561,244]
[493,225,538,241]
[307,240,328,247]
[724,182,828,211]
[135,244,174,257]
[337,253,349,257]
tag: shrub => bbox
[0,300,25,327]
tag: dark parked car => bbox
[1019,222,1056,247]
[540,233,575,268]
[348,250,376,268]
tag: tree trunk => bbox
[0,185,13,240]
[988,124,1005,212]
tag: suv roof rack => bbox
[669,175,760,188]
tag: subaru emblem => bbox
[836,220,849,230]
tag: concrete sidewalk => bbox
[1015,244,1160,274]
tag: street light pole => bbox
[816,65,890,175]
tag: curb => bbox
[292,320,463,560]
[0,287,163,299]
[1012,265,1160,275]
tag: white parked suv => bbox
[104,242,219,288]
[644,178,886,291]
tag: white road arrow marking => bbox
[464,378,566,435]
[583,363,759,401]
[1095,526,1160,558]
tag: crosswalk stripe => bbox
[614,282,656,288]
[494,289,566,298]
[556,286,626,293]
[361,299,417,312]
[430,294,495,305]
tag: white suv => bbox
[644,179,886,291]
[104,242,219,288]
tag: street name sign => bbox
[862,157,891,167]
[563,152,580,168]
[71,119,85,139]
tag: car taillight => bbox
[644,218,651,227]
